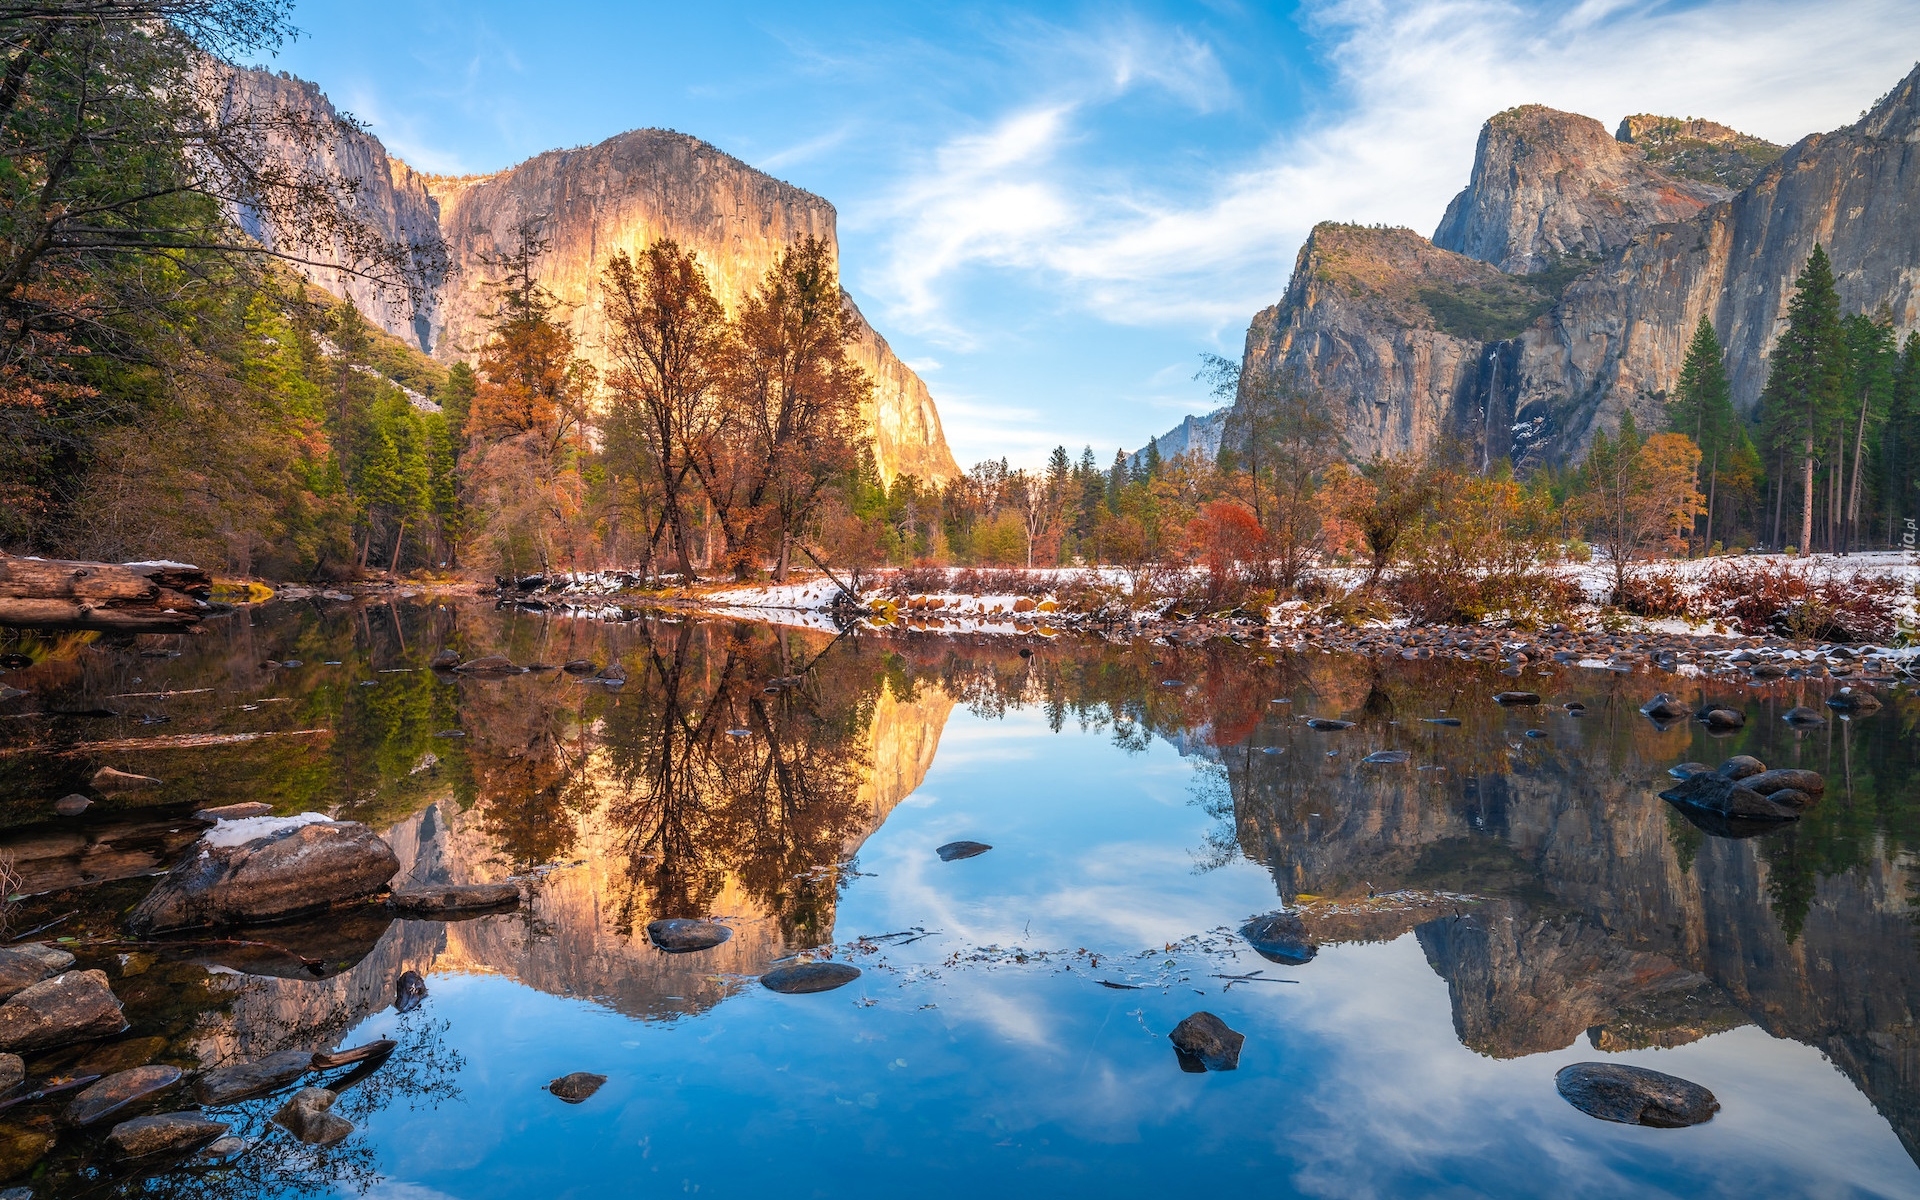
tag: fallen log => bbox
[0,554,213,632]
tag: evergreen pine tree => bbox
[1107,450,1128,512]
[1756,245,1846,553]
[1669,315,1736,551]
[1141,436,1163,481]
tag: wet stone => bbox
[428,649,460,670]
[646,919,733,953]
[64,1064,181,1126]
[1362,750,1411,764]
[107,1112,227,1159]
[390,883,521,916]
[0,1055,19,1095]
[1668,762,1711,780]
[454,655,520,674]
[761,962,861,994]
[273,1087,352,1146]
[1701,708,1745,728]
[192,802,272,822]
[396,970,428,1013]
[1639,693,1689,720]
[1422,717,1462,726]
[1827,686,1882,711]
[1743,769,1825,797]
[193,1049,313,1105]
[311,1039,396,1070]
[0,970,125,1051]
[52,794,90,817]
[562,660,600,674]
[1659,774,1800,824]
[1169,1012,1244,1072]
[548,1072,607,1103]
[1524,729,1548,739]
[74,1036,166,1076]
[1304,718,1353,731]
[1494,691,1541,706]
[1782,706,1827,727]
[936,841,993,861]
[1716,756,1766,780]
[1240,911,1317,965]
[0,949,58,1003]
[0,1126,51,1179]
[91,767,161,793]
[1555,1062,1718,1127]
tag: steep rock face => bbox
[1240,224,1533,462]
[213,68,447,350]
[1129,407,1229,471]
[228,70,957,485]
[1433,105,1727,274]
[1617,114,1785,190]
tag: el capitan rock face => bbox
[1240,65,1920,467]
[227,71,957,486]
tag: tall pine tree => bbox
[1757,245,1846,554]
[1669,315,1737,551]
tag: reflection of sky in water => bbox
[325,706,1919,1199]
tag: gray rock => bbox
[1639,693,1688,720]
[273,1087,352,1146]
[1826,686,1882,711]
[191,802,272,822]
[389,883,520,916]
[127,817,399,933]
[1422,717,1463,726]
[1362,750,1412,764]
[1716,755,1766,780]
[52,794,91,817]
[1493,691,1541,706]
[10,945,73,976]
[1240,911,1317,965]
[1766,788,1818,811]
[1701,708,1745,728]
[1742,769,1825,797]
[761,962,861,994]
[548,1072,606,1102]
[1169,1011,1244,1072]
[1782,706,1827,726]
[0,970,125,1051]
[646,919,732,953]
[595,663,627,684]
[1658,774,1799,823]
[91,767,161,793]
[311,1039,396,1070]
[935,841,993,861]
[193,1049,313,1105]
[107,1112,228,1158]
[0,948,59,1002]
[0,1054,19,1095]
[562,659,600,674]
[396,970,427,1013]
[1667,762,1710,780]
[428,649,460,670]
[1304,718,1353,731]
[64,1064,181,1126]
[1555,1062,1719,1127]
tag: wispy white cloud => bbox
[861,0,1920,346]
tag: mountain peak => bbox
[1615,114,1783,190]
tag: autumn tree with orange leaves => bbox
[1571,412,1705,604]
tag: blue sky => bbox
[267,0,1920,468]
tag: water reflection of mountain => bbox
[1218,659,1920,1161]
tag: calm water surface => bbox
[0,601,1916,1198]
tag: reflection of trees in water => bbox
[595,621,878,946]
[50,1015,462,1200]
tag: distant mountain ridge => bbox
[222,68,959,486]
[1230,64,1920,469]
[1128,407,1229,472]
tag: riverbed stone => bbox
[91,767,161,793]
[193,1050,313,1105]
[273,1087,352,1146]
[1639,693,1689,720]
[52,794,90,817]
[1782,706,1827,726]
[127,816,399,934]
[1658,774,1799,823]
[74,1036,166,1076]
[1716,755,1766,780]
[1240,911,1318,965]
[191,802,272,822]
[1702,708,1745,728]
[311,1039,396,1070]
[107,1112,227,1158]
[935,841,993,861]
[1304,718,1353,731]
[646,919,733,953]
[0,970,125,1051]
[454,655,520,674]
[0,1125,50,1179]
[0,1055,20,1095]
[1169,1012,1244,1072]
[1494,691,1541,706]
[396,970,427,1013]
[64,1064,181,1126]
[761,962,861,994]
[0,949,60,1003]
[1667,762,1711,780]
[1555,1062,1718,1127]
[389,883,520,916]
[1827,686,1882,712]
[1742,769,1825,797]
[548,1072,606,1102]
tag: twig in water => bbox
[100,936,327,975]
[1097,980,1143,990]
[1212,971,1298,986]
[7,911,74,942]
[0,1073,100,1112]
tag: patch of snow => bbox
[202,812,332,848]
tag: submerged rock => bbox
[311,1039,396,1071]
[0,970,125,1051]
[1363,750,1412,764]
[1658,774,1800,823]
[127,815,399,934]
[1667,762,1710,780]
[1555,1062,1718,1127]
[1304,718,1354,731]
[646,919,733,953]
[191,802,273,822]
[395,970,427,1013]
[428,649,460,670]
[64,1064,181,1126]
[1782,706,1827,727]
[1169,1012,1244,1072]
[1742,768,1825,797]
[761,962,861,994]
[1422,717,1462,726]
[52,794,91,817]
[0,948,60,1002]
[91,766,161,793]
[1826,686,1882,712]
[454,655,520,674]
[548,1072,607,1102]
[1240,911,1317,965]
[1639,693,1689,720]
[388,883,520,916]
[1494,691,1541,706]
[193,1050,313,1105]
[273,1087,352,1146]
[107,1112,228,1158]
[0,1055,19,1095]
[935,840,993,861]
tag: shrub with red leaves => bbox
[1698,561,1901,642]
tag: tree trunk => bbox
[389,520,407,575]
[1800,440,1814,554]
[1845,393,1871,553]
[1704,448,1719,553]
[0,555,212,632]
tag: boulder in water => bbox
[64,1064,181,1126]
[127,815,399,934]
[273,1087,352,1146]
[548,1072,607,1103]
[1240,911,1317,965]
[1659,774,1799,823]
[107,1112,228,1159]
[193,1050,313,1105]
[1362,750,1411,764]
[52,794,91,817]
[91,767,161,793]
[1716,755,1766,780]
[310,1039,396,1071]
[646,919,733,953]
[1169,1011,1244,1072]
[1304,718,1353,731]
[396,970,427,1013]
[389,883,520,916]
[761,962,861,994]
[936,840,993,861]
[0,970,125,1051]
[1555,1062,1718,1127]
[1494,691,1541,706]
[1782,706,1827,727]
[1639,693,1688,720]
[454,655,520,674]
[428,649,460,670]
[1742,768,1825,797]
[1826,686,1882,712]
[191,802,272,822]
[1667,762,1710,780]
